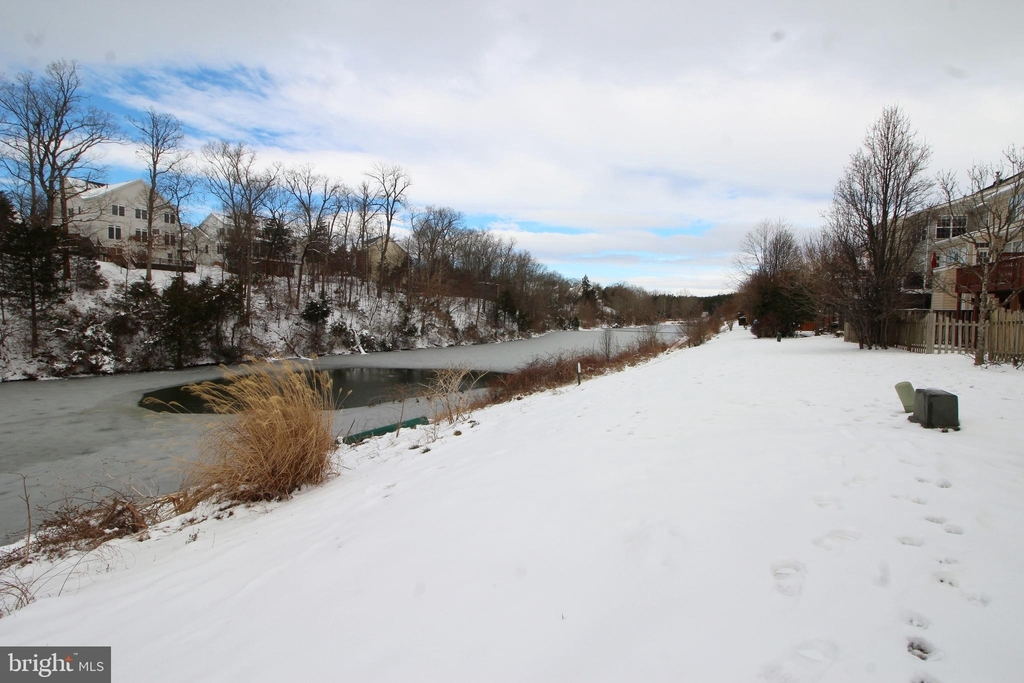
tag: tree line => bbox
[1,60,705,369]
[735,105,1023,364]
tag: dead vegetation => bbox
[488,333,672,404]
[421,367,487,425]
[1,360,338,615]
[1,334,692,615]
[0,481,172,574]
[681,314,724,347]
[179,360,336,504]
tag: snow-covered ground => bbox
[2,328,1022,682]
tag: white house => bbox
[195,213,299,276]
[63,178,194,270]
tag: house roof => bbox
[73,178,146,201]
[985,170,1024,193]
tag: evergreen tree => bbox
[158,279,210,368]
[0,194,67,353]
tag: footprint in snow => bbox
[898,536,925,547]
[934,479,952,489]
[934,571,991,606]
[892,493,928,505]
[907,637,943,661]
[760,640,837,683]
[924,516,946,525]
[943,524,964,535]
[874,561,891,588]
[771,561,806,596]
[812,529,861,552]
[812,494,842,510]
[901,610,930,629]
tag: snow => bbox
[2,328,1023,682]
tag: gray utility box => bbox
[911,388,959,429]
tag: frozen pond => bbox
[0,326,680,544]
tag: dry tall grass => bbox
[421,367,488,425]
[488,336,671,404]
[182,361,336,504]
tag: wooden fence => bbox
[846,309,1024,361]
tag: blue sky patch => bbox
[464,213,594,236]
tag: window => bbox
[936,215,967,240]
[134,228,148,240]
[170,234,176,246]
[111,205,125,217]
[1006,240,1024,254]
[1009,194,1024,221]
[162,212,177,224]
[107,225,122,240]
[135,208,149,220]
[152,228,160,236]
[163,234,170,246]
[204,245,209,254]
[976,242,990,265]
[216,243,226,254]
[217,227,225,236]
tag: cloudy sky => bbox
[3,0,1022,294]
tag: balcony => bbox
[956,253,1024,294]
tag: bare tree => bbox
[366,162,411,296]
[353,179,381,297]
[410,205,464,295]
[735,219,811,337]
[736,219,802,281]
[284,164,347,307]
[937,147,1024,364]
[128,108,187,282]
[159,164,201,281]
[0,60,119,276]
[822,105,933,348]
[201,141,278,325]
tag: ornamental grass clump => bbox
[183,361,336,503]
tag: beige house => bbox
[63,178,193,270]
[363,235,408,282]
[195,213,299,276]
[925,171,1024,312]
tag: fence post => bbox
[924,311,935,354]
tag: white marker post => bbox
[577,361,582,386]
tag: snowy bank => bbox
[2,328,1022,682]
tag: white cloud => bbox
[3,0,1023,294]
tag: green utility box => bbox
[911,388,959,430]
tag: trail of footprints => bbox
[894,470,990,678]
[765,466,988,682]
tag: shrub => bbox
[422,367,485,424]
[636,324,662,353]
[181,361,336,503]
[489,334,671,404]
[684,315,722,347]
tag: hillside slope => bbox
[2,329,1022,682]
